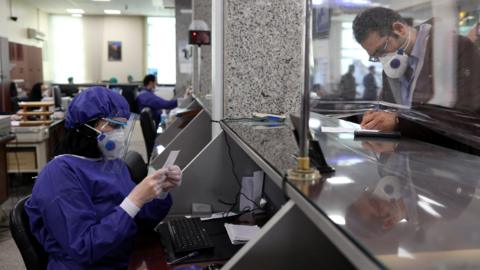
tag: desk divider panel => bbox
[150,109,211,170]
[223,200,356,270]
[168,131,261,216]
[153,117,182,150]
[153,100,199,149]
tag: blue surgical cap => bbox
[65,86,130,128]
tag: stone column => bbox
[192,0,212,96]
[175,0,193,96]
[223,0,305,118]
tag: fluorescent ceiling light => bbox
[71,14,83,17]
[66,9,85,14]
[92,0,111,2]
[104,9,121,15]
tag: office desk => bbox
[128,232,169,270]
[221,113,480,269]
[128,232,227,270]
[7,120,64,173]
[0,134,15,202]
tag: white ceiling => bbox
[21,0,176,17]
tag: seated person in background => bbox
[25,86,181,270]
[29,82,46,102]
[136,74,192,125]
[353,7,480,154]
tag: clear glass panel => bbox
[309,0,480,268]
[311,0,480,155]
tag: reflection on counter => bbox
[224,113,480,269]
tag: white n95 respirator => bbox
[96,129,127,160]
[379,29,411,79]
[380,51,409,79]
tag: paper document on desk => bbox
[224,223,261,245]
[321,127,379,133]
[200,212,238,221]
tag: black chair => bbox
[125,150,148,184]
[140,107,156,163]
[120,86,139,114]
[10,195,48,270]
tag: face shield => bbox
[85,114,138,161]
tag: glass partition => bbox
[311,0,480,155]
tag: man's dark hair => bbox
[368,65,375,71]
[353,7,405,44]
[143,74,156,87]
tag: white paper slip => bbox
[156,150,180,199]
[224,223,261,245]
[321,127,379,133]
[200,212,238,221]
[163,150,180,169]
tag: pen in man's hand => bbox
[167,251,200,265]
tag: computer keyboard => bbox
[166,218,214,255]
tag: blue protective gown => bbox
[136,88,178,124]
[24,155,172,270]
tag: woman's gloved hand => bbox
[160,165,182,193]
[127,168,168,208]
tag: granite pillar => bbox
[175,0,192,96]
[223,0,305,118]
[192,0,212,96]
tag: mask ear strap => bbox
[84,123,102,135]
[399,28,411,54]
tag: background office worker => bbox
[24,87,181,270]
[353,7,480,153]
[137,74,192,125]
[362,66,378,100]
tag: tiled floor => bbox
[0,120,147,269]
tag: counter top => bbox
[223,113,480,270]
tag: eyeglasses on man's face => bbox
[369,36,390,62]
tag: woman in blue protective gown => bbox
[24,86,181,270]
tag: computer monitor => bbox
[52,86,63,110]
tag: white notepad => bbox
[224,223,261,245]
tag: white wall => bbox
[49,15,145,83]
[0,0,49,79]
[0,0,48,47]
[99,16,145,83]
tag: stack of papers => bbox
[224,223,261,245]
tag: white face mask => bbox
[96,129,126,160]
[372,175,402,202]
[84,122,128,160]
[379,30,411,79]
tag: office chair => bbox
[125,150,147,184]
[121,87,139,114]
[10,195,48,270]
[140,107,156,163]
